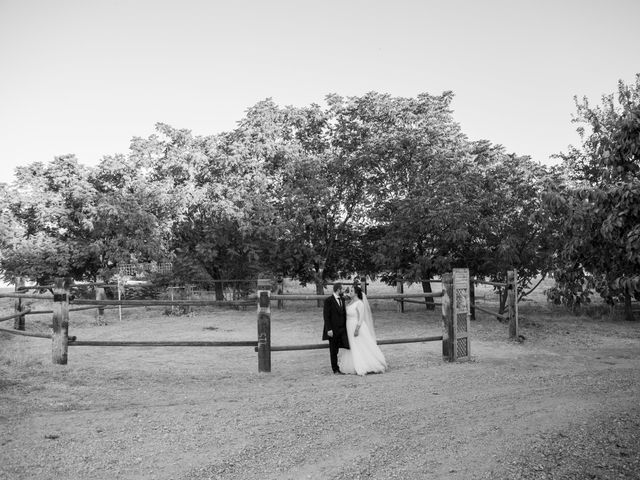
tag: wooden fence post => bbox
[507,270,519,339]
[52,277,72,365]
[13,276,25,331]
[396,277,404,313]
[441,269,471,362]
[469,277,476,321]
[361,276,368,295]
[257,278,272,373]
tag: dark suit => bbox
[323,294,348,373]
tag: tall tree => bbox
[91,150,179,279]
[1,156,101,283]
[129,117,287,297]
[463,142,559,309]
[271,93,456,294]
[1,153,177,284]
[364,91,474,293]
[272,100,366,291]
[370,127,558,311]
[545,75,640,319]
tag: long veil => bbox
[361,293,377,340]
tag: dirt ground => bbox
[1,288,639,480]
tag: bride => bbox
[338,284,387,375]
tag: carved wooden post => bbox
[507,270,519,339]
[441,273,453,360]
[257,278,271,373]
[13,276,25,331]
[453,268,471,361]
[441,269,471,362]
[52,277,72,365]
[396,277,404,313]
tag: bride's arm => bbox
[354,303,363,336]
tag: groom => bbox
[322,283,349,374]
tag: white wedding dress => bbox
[338,294,387,375]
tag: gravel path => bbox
[1,303,639,479]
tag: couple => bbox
[322,282,387,376]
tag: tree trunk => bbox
[14,277,25,330]
[421,280,435,310]
[624,291,634,321]
[214,281,225,302]
[95,286,107,325]
[498,287,508,321]
[276,276,284,310]
[186,284,193,314]
[396,278,404,313]
[469,279,476,321]
[314,266,325,307]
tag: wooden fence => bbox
[0,270,484,371]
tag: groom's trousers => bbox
[329,337,341,372]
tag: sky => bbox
[1,0,639,185]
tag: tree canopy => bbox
[544,75,640,319]
[1,80,638,320]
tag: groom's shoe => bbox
[333,370,345,375]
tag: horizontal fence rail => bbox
[0,293,54,300]
[474,279,507,287]
[255,335,444,352]
[9,283,119,291]
[23,305,142,315]
[71,299,255,307]
[68,340,257,347]
[377,335,444,345]
[0,308,32,323]
[0,327,51,339]
[396,299,442,305]
[270,292,444,301]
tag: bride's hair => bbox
[353,285,363,299]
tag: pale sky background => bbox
[1,0,639,186]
